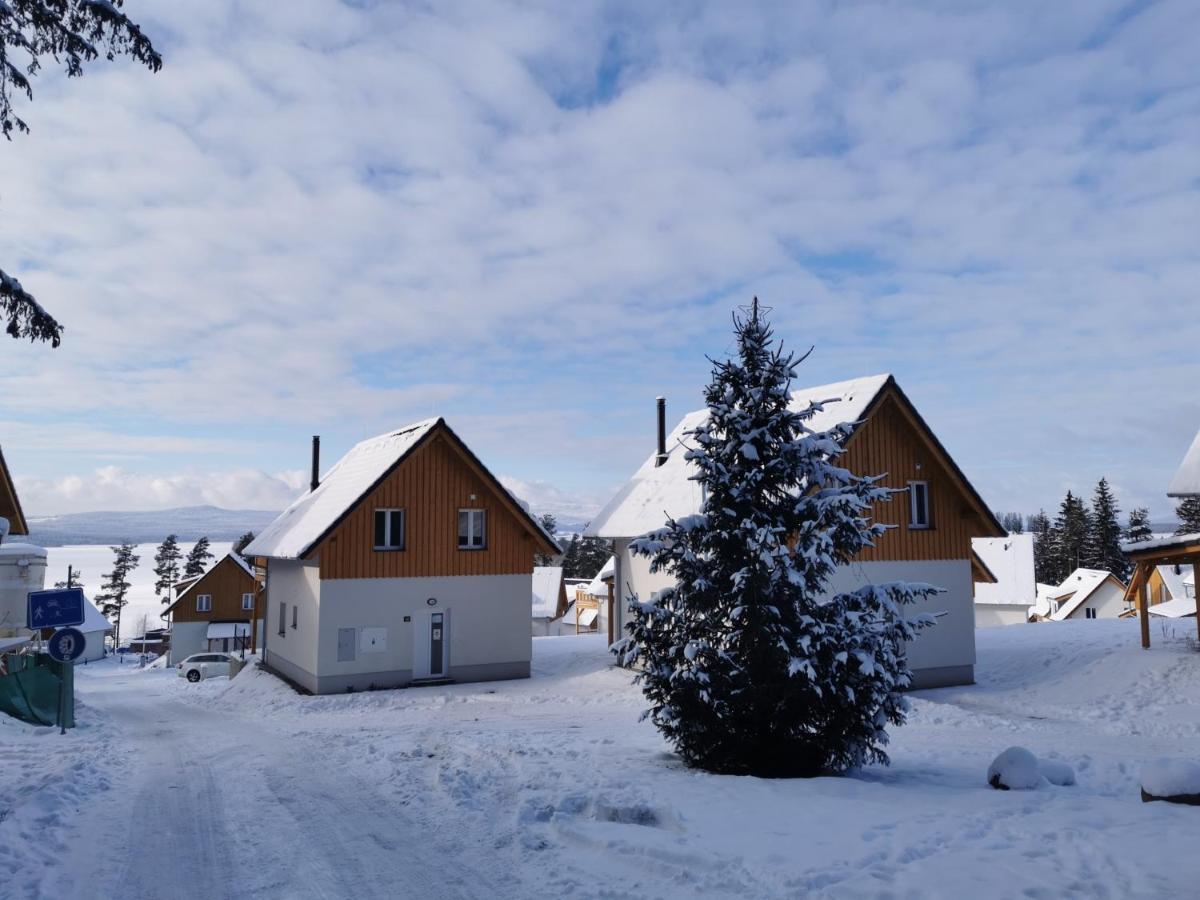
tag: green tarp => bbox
[0,653,73,728]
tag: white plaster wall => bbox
[169,621,208,665]
[1067,581,1130,619]
[78,629,108,662]
[315,574,531,679]
[616,547,975,675]
[974,604,1031,628]
[612,538,677,640]
[264,558,321,675]
[823,559,975,673]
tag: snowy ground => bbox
[44,542,233,639]
[3,620,1199,899]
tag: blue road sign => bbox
[27,587,86,630]
[48,627,86,663]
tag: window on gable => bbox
[908,481,930,529]
[242,592,254,611]
[196,594,212,613]
[1085,607,1097,619]
[374,508,406,550]
[458,509,486,550]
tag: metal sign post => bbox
[47,627,86,734]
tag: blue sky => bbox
[2,0,1198,523]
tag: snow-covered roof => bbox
[1147,597,1197,618]
[1167,430,1200,497]
[586,375,892,539]
[1122,532,1200,555]
[1033,582,1061,618]
[531,567,564,619]
[80,596,112,634]
[972,534,1036,607]
[1050,568,1124,621]
[246,418,558,560]
[581,556,615,597]
[1155,564,1191,601]
[246,420,440,559]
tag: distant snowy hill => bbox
[24,505,280,546]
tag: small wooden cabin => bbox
[163,553,260,664]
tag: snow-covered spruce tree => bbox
[153,534,182,603]
[184,535,214,578]
[1088,477,1128,581]
[1125,508,1152,544]
[1174,498,1200,535]
[618,301,937,778]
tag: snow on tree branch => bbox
[0,267,62,345]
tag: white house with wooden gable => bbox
[972,534,1036,627]
[586,375,1006,689]
[246,420,560,694]
[1042,568,1129,620]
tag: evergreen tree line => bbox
[87,535,227,648]
[1002,481,1200,588]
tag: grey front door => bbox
[430,613,444,676]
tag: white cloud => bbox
[16,467,306,516]
[0,0,1197,520]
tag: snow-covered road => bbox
[4,621,1200,899]
[36,663,520,900]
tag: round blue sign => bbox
[48,627,87,663]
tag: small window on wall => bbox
[196,594,212,612]
[373,508,406,550]
[278,602,286,636]
[242,592,254,611]
[1085,608,1097,619]
[908,481,930,529]
[458,509,486,550]
[291,606,298,629]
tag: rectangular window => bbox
[278,602,286,637]
[291,605,298,629]
[908,481,930,529]
[458,509,487,550]
[1086,608,1097,619]
[196,594,212,613]
[242,592,254,611]
[373,508,406,550]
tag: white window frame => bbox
[196,593,212,613]
[908,481,931,530]
[242,592,254,611]
[373,507,406,551]
[458,508,487,550]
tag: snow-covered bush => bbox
[987,747,1041,790]
[1039,758,1076,787]
[618,301,936,777]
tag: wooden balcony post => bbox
[1139,568,1151,649]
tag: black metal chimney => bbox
[655,397,667,467]
[310,435,321,491]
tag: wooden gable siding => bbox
[172,557,258,623]
[315,433,537,580]
[842,391,990,563]
[0,447,28,535]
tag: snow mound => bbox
[1141,758,1200,800]
[1039,758,1076,787]
[988,746,1041,790]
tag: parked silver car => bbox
[176,652,234,682]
